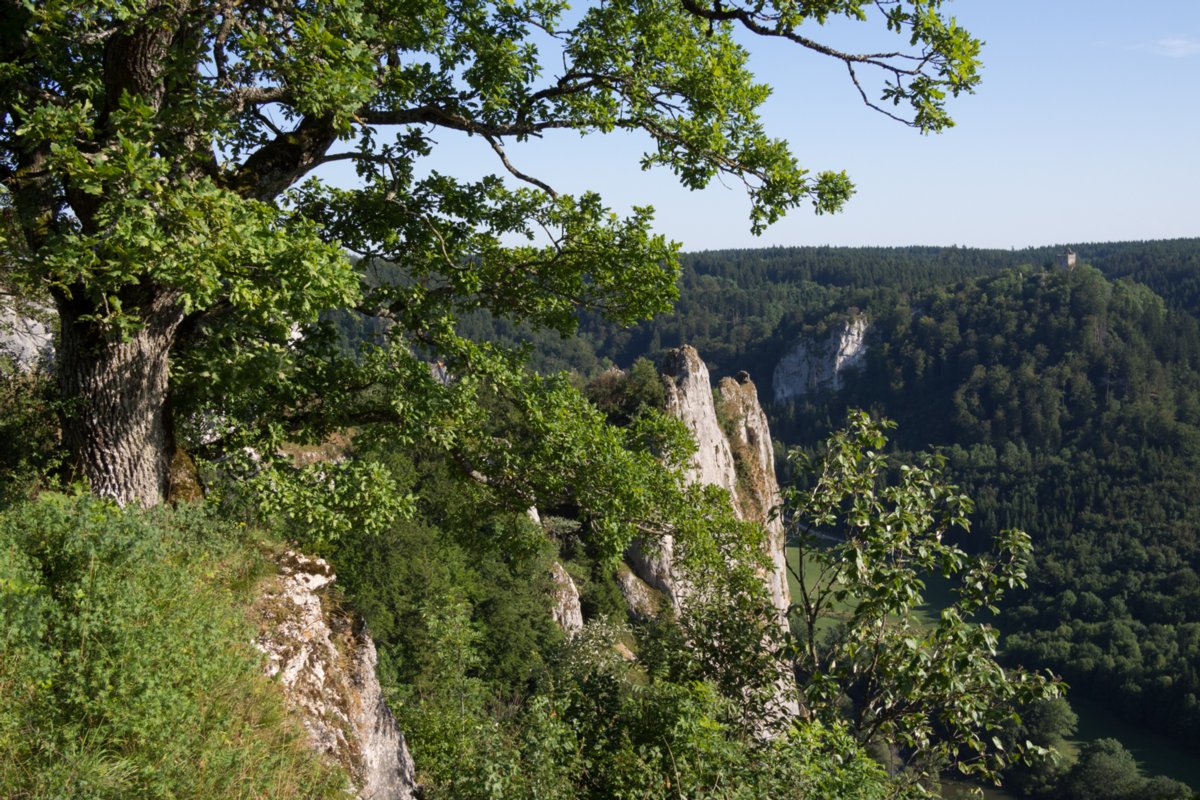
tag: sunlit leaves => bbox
[786,411,1062,789]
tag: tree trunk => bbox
[56,287,185,507]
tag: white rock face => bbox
[662,346,741,500]
[0,302,53,369]
[716,376,789,620]
[255,551,417,800]
[715,376,798,725]
[354,632,418,800]
[627,346,738,610]
[549,561,584,637]
[639,346,789,620]
[628,346,798,725]
[624,535,679,609]
[772,315,869,404]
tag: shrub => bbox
[0,493,344,799]
[0,359,61,504]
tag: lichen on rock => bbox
[0,301,53,370]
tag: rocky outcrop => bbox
[531,508,585,638]
[624,536,679,610]
[772,314,868,404]
[661,346,742,501]
[0,301,53,369]
[549,561,584,637]
[637,346,791,622]
[716,375,789,619]
[614,562,665,618]
[629,346,798,725]
[353,632,418,800]
[254,551,417,800]
[630,346,738,611]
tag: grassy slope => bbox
[0,493,345,800]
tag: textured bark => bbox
[56,287,185,507]
[235,114,338,201]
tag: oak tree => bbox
[0,0,981,506]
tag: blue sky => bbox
[326,1,1200,252]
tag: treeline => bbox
[460,244,1028,380]
[464,239,1200,383]
[801,265,1200,746]
[499,238,1200,769]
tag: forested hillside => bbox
[467,239,1200,382]
[6,0,1196,796]
[491,239,1200,761]
[820,264,1200,747]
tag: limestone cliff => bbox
[254,551,418,800]
[715,375,789,619]
[772,314,868,404]
[549,561,584,637]
[661,346,741,501]
[627,345,790,623]
[624,345,797,724]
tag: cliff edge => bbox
[772,314,868,404]
[626,345,790,625]
[254,551,418,800]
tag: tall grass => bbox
[0,493,345,799]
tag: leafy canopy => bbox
[2,0,981,340]
[2,0,980,507]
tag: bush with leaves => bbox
[0,357,61,504]
[785,411,1063,791]
[585,356,668,426]
[534,618,893,800]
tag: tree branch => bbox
[676,0,935,127]
[227,85,292,114]
[231,114,338,201]
[357,103,575,137]
[846,62,911,126]
[484,134,558,197]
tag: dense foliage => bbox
[502,239,1200,793]
[0,357,60,506]
[786,413,1060,789]
[0,0,983,506]
[785,264,1200,752]
[320,425,900,799]
[472,240,1200,384]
